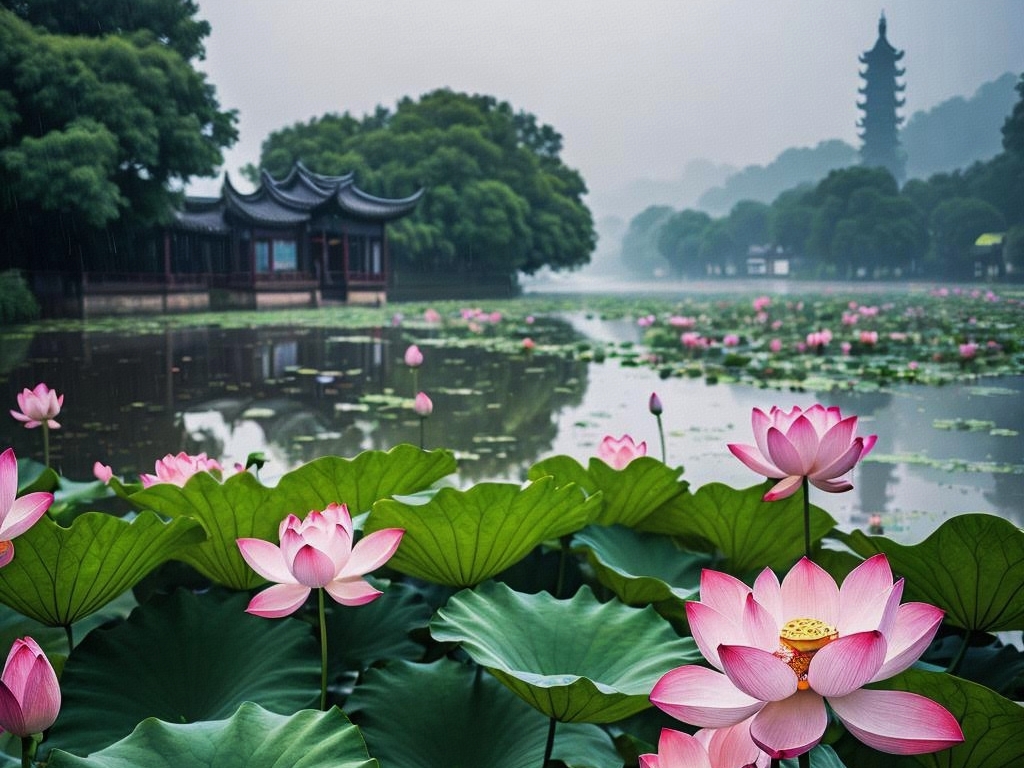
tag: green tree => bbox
[252,89,594,278]
[0,5,237,273]
[656,209,711,277]
[928,197,1006,277]
[620,205,673,277]
[724,200,769,250]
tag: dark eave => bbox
[223,174,310,227]
[336,184,425,220]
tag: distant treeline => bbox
[622,73,1024,281]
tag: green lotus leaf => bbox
[346,658,621,768]
[529,455,687,527]
[366,477,601,587]
[272,445,458,515]
[130,471,276,590]
[833,513,1024,632]
[47,702,376,768]
[835,668,1024,768]
[131,446,457,590]
[573,524,706,610]
[0,511,205,626]
[430,581,701,722]
[45,590,319,758]
[637,482,836,573]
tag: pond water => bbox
[2,317,1021,544]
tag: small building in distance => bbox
[71,163,422,316]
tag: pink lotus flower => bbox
[649,392,663,416]
[958,342,978,359]
[0,448,53,568]
[650,555,962,759]
[10,383,63,430]
[0,637,61,737]
[140,452,224,488]
[728,405,877,501]
[521,337,536,351]
[237,503,404,618]
[423,308,442,323]
[93,462,113,484]
[597,434,647,469]
[640,724,769,768]
[404,344,424,367]
[413,391,433,417]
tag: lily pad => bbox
[0,511,205,627]
[430,581,701,722]
[528,455,688,527]
[46,590,319,758]
[636,482,836,573]
[47,703,376,768]
[833,513,1024,632]
[573,524,707,610]
[346,659,621,768]
[366,477,601,587]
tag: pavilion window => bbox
[255,241,271,273]
[254,238,297,272]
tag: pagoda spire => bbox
[857,11,906,181]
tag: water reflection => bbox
[0,324,589,486]
[1,323,1020,543]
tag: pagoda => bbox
[857,12,906,181]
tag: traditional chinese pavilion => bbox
[857,12,906,181]
[165,163,423,309]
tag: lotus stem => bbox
[21,735,36,768]
[318,588,328,710]
[542,715,557,767]
[64,624,73,654]
[419,416,425,450]
[42,424,50,470]
[802,476,812,559]
[656,414,666,464]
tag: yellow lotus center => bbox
[777,617,838,690]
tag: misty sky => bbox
[189,0,1023,198]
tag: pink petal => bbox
[699,569,752,616]
[727,443,782,478]
[837,554,895,635]
[2,638,42,698]
[859,434,878,459]
[0,492,52,541]
[808,477,853,494]
[806,631,886,697]
[290,545,338,587]
[828,688,963,754]
[237,538,296,584]
[872,602,945,681]
[701,717,767,768]
[650,665,764,728]
[780,416,819,473]
[765,427,809,476]
[324,577,382,606]
[720,645,798,702]
[246,583,311,618]
[750,690,828,759]
[779,558,839,628]
[17,655,60,734]
[686,602,737,670]
[762,475,803,501]
[751,407,775,460]
[337,528,404,578]
[651,729,712,768]
[0,448,17,504]
[812,417,856,471]
[0,542,12,568]
[742,594,780,649]
[0,683,27,736]
[809,439,863,481]
[752,568,783,627]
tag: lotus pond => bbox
[0,285,1022,768]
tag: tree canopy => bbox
[248,89,595,277]
[0,2,236,271]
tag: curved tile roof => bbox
[174,164,423,230]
